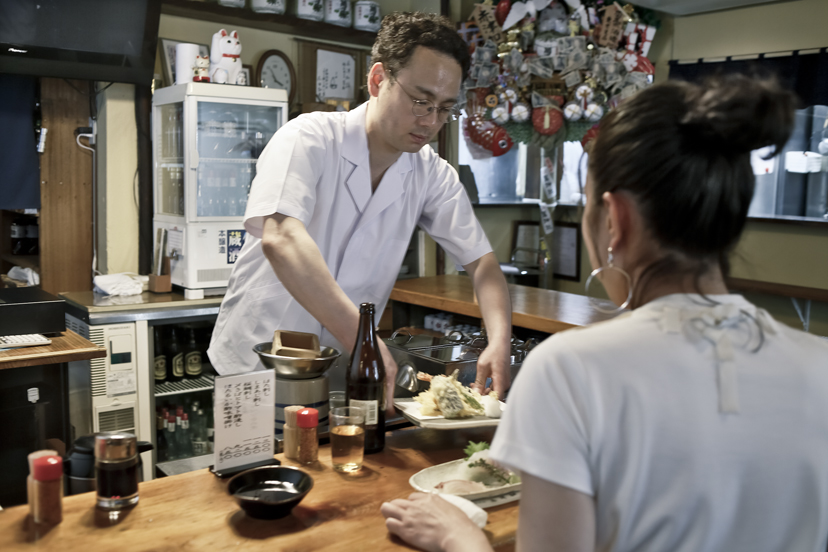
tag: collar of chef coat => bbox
[341,102,413,229]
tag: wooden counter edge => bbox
[0,330,107,370]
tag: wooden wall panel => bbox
[39,78,93,294]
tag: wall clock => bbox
[256,49,296,103]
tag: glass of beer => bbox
[330,407,365,473]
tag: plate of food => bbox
[409,441,520,508]
[394,371,505,429]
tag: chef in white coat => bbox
[208,12,512,402]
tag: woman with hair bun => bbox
[382,75,828,552]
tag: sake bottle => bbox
[346,303,386,454]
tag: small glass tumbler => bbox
[329,407,365,473]
[329,391,346,411]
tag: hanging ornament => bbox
[532,105,564,136]
[563,101,583,121]
[495,0,511,27]
[511,102,531,123]
[584,103,604,122]
[574,84,594,108]
[492,105,511,124]
[501,88,518,104]
[485,94,500,108]
[465,114,515,156]
[581,124,600,152]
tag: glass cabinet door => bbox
[195,101,283,218]
[156,103,184,216]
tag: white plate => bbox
[409,458,521,508]
[394,398,505,429]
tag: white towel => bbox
[437,494,488,528]
[93,273,143,296]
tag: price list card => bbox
[213,370,275,471]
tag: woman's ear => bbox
[368,62,386,98]
[602,190,634,255]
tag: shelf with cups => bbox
[161,0,377,47]
[155,374,215,397]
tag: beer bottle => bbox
[166,327,184,382]
[153,327,167,384]
[346,303,386,454]
[184,327,203,379]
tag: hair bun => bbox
[680,75,796,156]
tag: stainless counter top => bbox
[60,290,224,325]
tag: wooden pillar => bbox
[39,78,93,294]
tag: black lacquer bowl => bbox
[228,466,314,519]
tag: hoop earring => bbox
[584,247,633,314]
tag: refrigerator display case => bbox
[152,83,288,292]
[62,291,223,482]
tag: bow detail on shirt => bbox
[658,300,776,415]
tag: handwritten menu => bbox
[316,50,355,102]
[213,370,275,471]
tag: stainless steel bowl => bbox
[253,342,341,380]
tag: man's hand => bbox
[464,252,512,397]
[381,493,493,552]
[379,339,399,415]
[471,339,510,397]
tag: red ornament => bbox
[550,95,566,107]
[634,56,655,75]
[532,106,564,136]
[581,124,600,152]
[465,114,514,157]
[495,0,511,27]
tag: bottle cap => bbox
[32,455,63,481]
[183,413,189,421]
[296,408,318,428]
[95,432,137,462]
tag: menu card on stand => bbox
[212,370,277,477]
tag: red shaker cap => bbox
[183,413,189,421]
[33,455,63,481]
[296,408,318,428]
[176,406,184,415]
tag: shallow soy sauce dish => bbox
[228,465,314,519]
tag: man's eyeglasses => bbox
[393,79,461,123]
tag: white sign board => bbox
[213,370,275,471]
[316,50,355,101]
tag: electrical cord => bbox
[75,132,100,279]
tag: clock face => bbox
[260,55,292,96]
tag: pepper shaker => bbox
[31,455,63,525]
[296,408,319,465]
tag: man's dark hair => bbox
[371,12,470,78]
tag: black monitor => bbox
[0,0,162,86]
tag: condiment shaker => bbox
[296,408,319,465]
[31,454,63,525]
[95,432,140,510]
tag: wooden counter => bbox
[0,330,106,370]
[391,275,616,334]
[0,427,517,552]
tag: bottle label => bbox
[350,399,378,425]
[192,440,208,455]
[185,351,202,376]
[10,226,25,238]
[172,353,184,377]
[154,355,167,380]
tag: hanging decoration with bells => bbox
[459,0,660,154]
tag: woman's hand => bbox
[381,493,493,552]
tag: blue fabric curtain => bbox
[668,48,828,108]
[0,74,40,209]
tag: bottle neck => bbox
[357,309,375,346]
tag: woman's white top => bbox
[208,103,491,382]
[491,293,828,552]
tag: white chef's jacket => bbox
[208,103,492,386]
